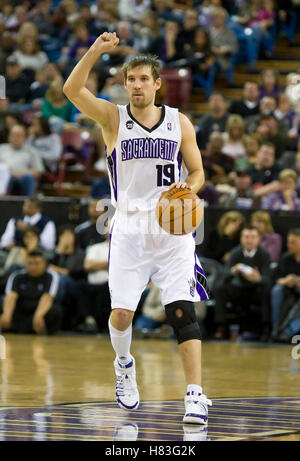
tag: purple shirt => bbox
[261,191,300,211]
[260,233,282,262]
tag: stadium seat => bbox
[161,68,192,110]
[43,128,94,195]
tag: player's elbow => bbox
[63,82,74,98]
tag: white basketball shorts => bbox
[108,209,209,311]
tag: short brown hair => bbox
[122,55,162,81]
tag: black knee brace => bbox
[164,300,202,344]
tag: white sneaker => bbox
[183,392,212,425]
[114,423,139,441]
[114,357,140,410]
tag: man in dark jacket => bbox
[0,249,62,334]
[213,225,271,340]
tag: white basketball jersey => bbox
[106,104,182,212]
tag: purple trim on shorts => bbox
[177,150,182,181]
[194,252,209,301]
[106,147,117,202]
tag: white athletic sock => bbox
[187,384,203,396]
[109,320,133,365]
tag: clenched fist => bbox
[91,32,119,54]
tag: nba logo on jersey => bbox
[126,120,134,129]
[167,122,172,131]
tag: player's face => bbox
[125,66,161,108]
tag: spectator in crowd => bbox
[67,19,96,62]
[26,115,63,173]
[213,225,271,341]
[246,142,281,193]
[250,210,282,262]
[271,229,300,342]
[201,210,245,264]
[202,131,234,185]
[0,124,44,196]
[257,114,290,160]
[134,10,166,59]
[196,92,229,150]
[5,56,31,105]
[229,82,260,118]
[199,210,245,293]
[285,72,300,114]
[0,197,56,252]
[8,36,49,73]
[187,27,216,79]
[118,0,151,21]
[48,224,85,330]
[222,114,247,164]
[164,20,185,65]
[0,249,61,335]
[0,29,16,74]
[274,93,299,146]
[17,21,39,43]
[101,66,129,105]
[4,225,40,273]
[28,68,50,109]
[244,133,262,167]
[75,197,106,250]
[77,226,110,334]
[103,20,137,67]
[177,8,199,51]
[27,0,56,38]
[208,7,238,72]
[261,169,300,211]
[220,171,261,209]
[198,0,222,27]
[41,81,74,123]
[259,68,282,99]
[244,96,277,134]
[0,107,23,144]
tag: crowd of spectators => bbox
[0,0,300,342]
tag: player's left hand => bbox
[169,182,192,190]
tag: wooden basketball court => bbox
[0,333,299,441]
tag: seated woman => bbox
[26,115,63,173]
[261,168,300,211]
[188,27,216,78]
[222,114,248,169]
[8,36,49,73]
[4,226,40,273]
[41,80,74,125]
[274,93,299,148]
[199,211,246,293]
[259,68,282,99]
[48,225,85,330]
[250,210,282,262]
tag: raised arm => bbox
[63,32,120,144]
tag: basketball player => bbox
[63,32,212,425]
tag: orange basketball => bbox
[155,187,203,235]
